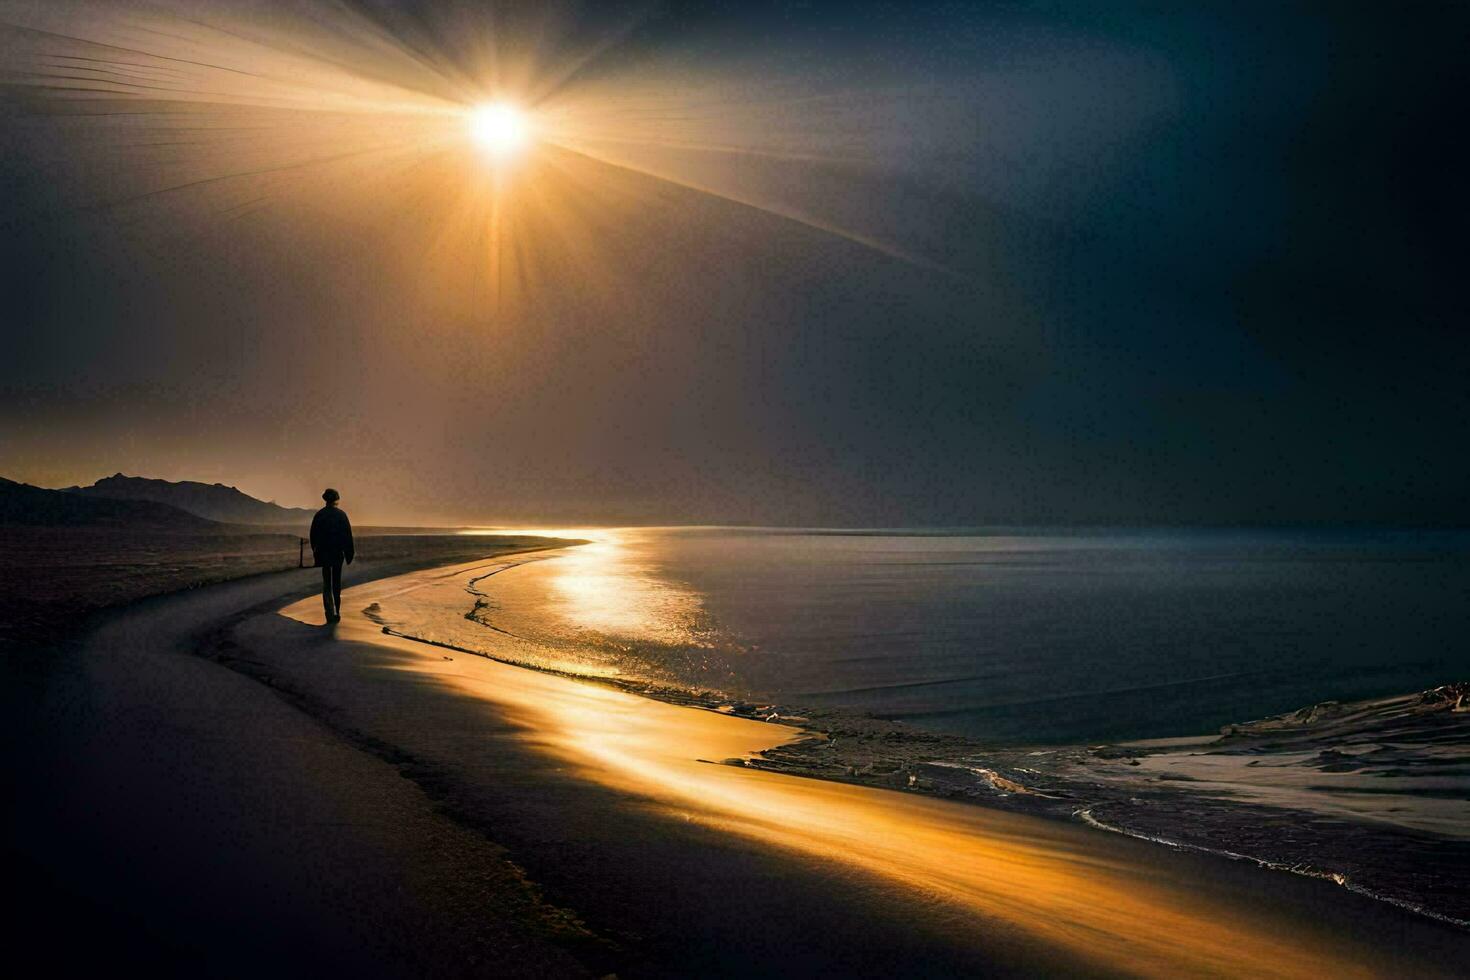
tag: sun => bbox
[467,102,531,158]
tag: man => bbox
[309,488,354,623]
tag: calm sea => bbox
[378,527,1470,745]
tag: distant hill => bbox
[63,474,315,526]
[0,476,218,528]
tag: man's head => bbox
[322,488,340,505]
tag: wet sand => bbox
[9,543,1467,975]
[260,554,1470,977]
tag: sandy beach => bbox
[265,552,1470,976]
[12,540,1462,976]
[8,1,1464,973]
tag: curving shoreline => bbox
[14,538,1464,975]
[290,553,1470,975]
[369,548,1470,931]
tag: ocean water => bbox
[374,526,1470,745]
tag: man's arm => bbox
[343,514,354,564]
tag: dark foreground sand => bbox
[0,525,558,650]
[6,545,1470,977]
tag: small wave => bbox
[465,557,551,598]
[1072,807,1469,930]
[464,597,524,639]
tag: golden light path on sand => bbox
[282,553,1380,979]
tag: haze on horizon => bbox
[2,1,1465,528]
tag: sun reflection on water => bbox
[460,527,712,651]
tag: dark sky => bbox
[1,1,1466,525]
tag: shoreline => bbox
[378,616,1470,930]
[9,541,1466,974]
[366,550,1470,930]
[257,555,1468,974]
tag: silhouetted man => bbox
[309,488,354,623]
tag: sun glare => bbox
[468,102,531,158]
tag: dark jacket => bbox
[310,505,354,566]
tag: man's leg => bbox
[331,562,344,618]
[322,564,336,620]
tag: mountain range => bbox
[0,476,217,528]
[1,474,314,528]
[61,474,315,525]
